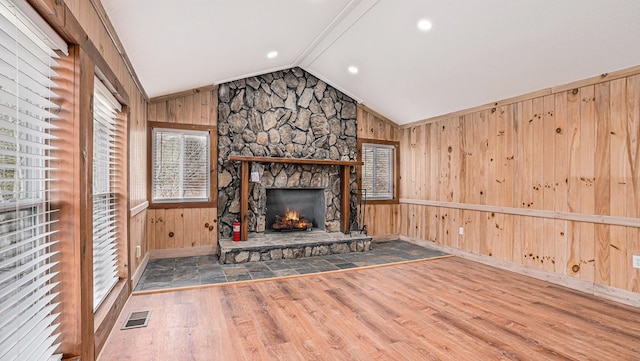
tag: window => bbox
[149,122,213,207]
[92,77,121,311]
[360,140,398,202]
[0,0,68,359]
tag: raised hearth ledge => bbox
[229,155,362,241]
[219,230,372,264]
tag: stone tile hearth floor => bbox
[134,240,448,292]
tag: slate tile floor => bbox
[135,240,448,291]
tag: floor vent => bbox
[122,310,151,330]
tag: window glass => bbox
[152,128,210,203]
[362,143,394,200]
[92,77,121,311]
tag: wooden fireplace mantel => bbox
[228,155,363,241]
[228,155,362,166]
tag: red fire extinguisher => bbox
[233,219,241,242]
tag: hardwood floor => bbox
[99,257,640,360]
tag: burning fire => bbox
[283,209,300,221]
[273,208,312,231]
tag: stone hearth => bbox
[219,230,372,264]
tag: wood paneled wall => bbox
[147,86,219,255]
[358,104,400,142]
[399,69,640,295]
[146,208,218,254]
[357,105,400,240]
[128,100,148,275]
[147,86,218,125]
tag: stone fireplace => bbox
[217,67,359,239]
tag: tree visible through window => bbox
[152,128,210,202]
[362,143,394,200]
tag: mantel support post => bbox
[340,165,350,234]
[240,161,249,241]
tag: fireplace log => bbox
[272,215,312,231]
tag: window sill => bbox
[94,278,129,355]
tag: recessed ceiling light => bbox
[348,66,358,74]
[267,51,278,59]
[417,19,432,32]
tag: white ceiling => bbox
[102,0,640,125]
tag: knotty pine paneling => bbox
[147,88,219,253]
[148,86,218,125]
[357,105,401,239]
[146,208,218,254]
[359,204,399,238]
[357,104,400,142]
[399,72,640,294]
[129,210,146,275]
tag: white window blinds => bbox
[152,128,210,202]
[92,77,120,311]
[0,0,67,360]
[362,143,394,200]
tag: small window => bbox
[361,142,397,201]
[150,123,214,207]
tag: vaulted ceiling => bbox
[101,0,640,125]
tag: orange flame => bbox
[283,208,300,221]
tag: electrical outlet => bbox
[136,245,141,259]
[458,227,464,235]
[633,255,640,269]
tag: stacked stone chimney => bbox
[217,67,358,238]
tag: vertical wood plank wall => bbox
[146,87,219,255]
[399,72,640,295]
[128,100,148,274]
[357,105,400,239]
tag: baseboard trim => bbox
[370,234,400,242]
[593,283,640,307]
[149,245,217,259]
[131,252,149,289]
[400,235,640,308]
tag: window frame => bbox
[147,121,216,209]
[357,138,400,205]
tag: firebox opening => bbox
[266,188,326,232]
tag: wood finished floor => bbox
[99,257,640,361]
